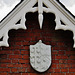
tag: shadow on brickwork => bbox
[0,12,75,74]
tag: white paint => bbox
[30,40,51,72]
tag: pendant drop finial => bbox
[38,13,43,29]
[38,0,43,29]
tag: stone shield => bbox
[30,40,51,72]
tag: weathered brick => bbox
[0,59,11,63]
[0,68,10,72]
[0,73,7,75]
[54,69,60,72]
[12,59,18,63]
[0,64,7,67]
[13,50,20,54]
[22,73,29,75]
[66,73,74,75]
[8,55,22,59]
[23,55,29,59]
[0,12,74,75]
[61,69,68,72]
[69,69,75,72]
[19,59,26,63]
[8,73,21,75]
[11,68,18,72]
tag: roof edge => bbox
[0,0,30,29]
[50,0,75,25]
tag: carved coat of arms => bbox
[30,40,51,72]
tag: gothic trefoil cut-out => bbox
[0,0,75,47]
[30,40,51,72]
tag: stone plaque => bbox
[30,40,51,72]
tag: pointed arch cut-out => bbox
[0,0,75,47]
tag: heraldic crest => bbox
[30,40,51,72]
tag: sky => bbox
[0,0,75,21]
[60,0,75,16]
[0,0,21,21]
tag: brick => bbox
[13,64,22,67]
[49,69,54,72]
[43,33,52,36]
[23,41,30,45]
[45,37,52,41]
[8,64,14,67]
[21,51,29,55]
[0,51,12,54]
[22,73,29,75]
[15,42,22,45]
[56,55,68,59]
[23,55,29,59]
[51,64,57,68]
[29,73,44,75]
[57,42,64,46]
[51,42,57,46]
[25,37,32,41]
[69,55,75,59]
[67,60,75,63]
[12,59,18,63]
[56,55,62,59]
[44,73,50,75]
[0,68,10,72]
[27,68,35,72]
[15,37,24,41]
[54,69,60,72]
[18,68,26,72]
[0,64,7,67]
[58,51,65,55]
[69,69,75,72]
[52,51,58,55]
[24,59,29,63]
[52,47,60,50]
[66,51,75,55]
[0,73,7,75]
[0,54,7,58]
[71,64,75,68]
[52,60,59,63]
[13,50,20,54]
[19,59,26,63]
[52,55,56,59]
[58,64,71,68]
[58,64,65,68]
[66,73,74,75]
[8,73,21,75]
[65,64,71,68]
[62,56,68,59]
[58,47,67,50]
[51,73,65,75]
[8,55,22,59]
[11,68,18,72]
[59,60,67,64]
[22,64,30,68]
[0,59,11,63]
[25,46,29,50]
[61,69,68,72]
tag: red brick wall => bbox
[0,12,75,75]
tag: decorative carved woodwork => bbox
[0,0,75,47]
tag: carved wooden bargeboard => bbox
[30,40,51,72]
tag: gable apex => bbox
[0,0,75,48]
